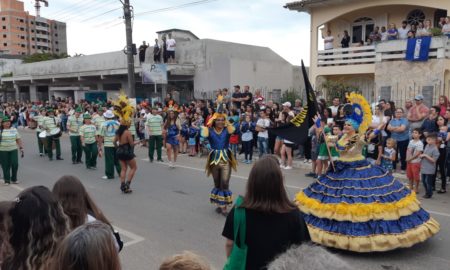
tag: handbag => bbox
[223,196,247,270]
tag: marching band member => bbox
[0,115,24,185]
[67,107,83,164]
[99,110,121,180]
[43,108,63,161]
[80,113,98,170]
[32,107,47,156]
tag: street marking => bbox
[142,159,304,190]
[428,210,450,218]
[10,184,24,191]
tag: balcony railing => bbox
[317,36,450,67]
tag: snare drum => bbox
[39,131,47,138]
[50,128,62,138]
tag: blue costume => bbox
[296,93,439,252]
[166,124,179,146]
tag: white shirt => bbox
[381,32,388,41]
[329,105,339,116]
[442,24,450,34]
[324,36,334,50]
[166,39,176,51]
[397,27,410,39]
[407,139,424,164]
[257,118,270,138]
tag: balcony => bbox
[317,36,450,67]
[35,25,49,32]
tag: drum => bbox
[50,128,62,138]
[39,131,47,138]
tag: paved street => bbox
[1,129,449,270]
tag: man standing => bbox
[407,95,429,132]
[33,107,47,156]
[328,97,340,117]
[241,85,253,108]
[398,21,410,40]
[166,33,176,63]
[67,107,83,164]
[281,101,295,117]
[153,38,161,63]
[293,99,303,115]
[323,30,334,59]
[138,41,148,64]
[99,110,121,180]
[256,109,271,158]
[43,108,63,161]
[146,107,164,162]
[79,113,98,170]
[231,85,242,113]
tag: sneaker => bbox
[101,176,109,180]
[303,159,309,163]
[246,160,252,164]
[39,153,44,157]
[422,194,431,199]
[3,182,10,186]
[157,159,164,162]
[284,166,293,170]
[305,172,315,177]
[12,181,19,184]
[56,157,64,160]
[242,159,248,163]
[400,170,406,174]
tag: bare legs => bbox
[119,158,137,193]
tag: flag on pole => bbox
[268,60,317,145]
[405,36,432,62]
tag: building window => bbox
[352,17,374,43]
[32,45,35,48]
[19,19,24,23]
[3,43,6,46]
[2,26,5,30]
[31,38,34,41]
[31,30,34,33]
[31,21,34,25]
[19,27,24,31]
[55,33,58,37]
[21,36,24,39]
[1,18,5,21]
[21,44,25,48]
[407,9,426,26]
[2,34,6,38]
[56,49,59,52]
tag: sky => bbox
[23,0,311,65]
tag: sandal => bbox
[437,189,447,194]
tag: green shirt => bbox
[80,124,97,144]
[0,128,21,151]
[43,116,58,132]
[146,114,163,136]
[68,115,83,136]
[100,120,119,147]
[129,120,137,137]
[92,115,105,135]
[33,114,45,132]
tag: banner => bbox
[268,60,317,145]
[405,36,432,62]
[142,63,168,84]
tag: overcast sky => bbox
[23,0,310,65]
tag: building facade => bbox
[285,0,450,107]
[0,0,67,55]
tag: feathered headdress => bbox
[207,94,227,127]
[112,91,135,125]
[343,92,372,134]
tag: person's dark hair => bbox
[3,186,69,270]
[432,106,441,114]
[0,201,12,262]
[164,111,178,130]
[52,175,112,230]
[436,115,448,127]
[116,124,128,138]
[241,156,296,213]
[413,128,423,134]
[427,132,438,140]
[52,221,121,270]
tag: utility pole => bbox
[122,0,136,98]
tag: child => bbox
[406,128,424,193]
[240,114,255,164]
[365,128,383,166]
[179,113,189,154]
[316,118,330,176]
[228,118,239,158]
[188,120,199,156]
[305,125,319,178]
[280,115,295,170]
[420,133,440,198]
[381,138,397,173]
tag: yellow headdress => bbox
[207,94,227,127]
[112,91,135,125]
[344,92,372,134]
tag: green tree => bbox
[320,80,360,105]
[23,53,70,63]
[281,89,302,105]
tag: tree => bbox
[23,53,70,63]
[320,80,360,104]
[281,89,302,105]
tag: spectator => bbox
[280,116,295,170]
[365,128,383,166]
[153,39,161,63]
[407,30,416,39]
[231,85,242,112]
[52,175,123,250]
[340,30,350,48]
[417,20,432,37]
[369,26,381,43]
[438,17,446,28]
[334,105,346,130]
[52,221,121,270]
[241,85,253,108]
[222,156,310,270]
[406,128,424,193]
[166,33,176,63]
[381,138,397,173]
[2,186,69,270]
[387,23,398,40]
[160,251,210,270]
[293,99,302,115]
[162,35,168,63]
[421,106,439,137]
[404,99,413,115]
[256,109,271,158]
[240,114,255,164]
[387,108,410,173]
[407,95,429,131]
[436,95,449,117]
[146,107,164,162]
[380,26,388,41]
[436,116,448,194]
[328,97,340,117]
[323,30,334,61]
[267,244,352,270]
[138,41,148,64]
[415,22,425,37]
[398,21,410,39]
[420,133,440,199]
[442,16,450,37]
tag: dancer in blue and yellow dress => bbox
[201,96,237,216]
[296,93,439,252]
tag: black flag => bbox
[269,60,317,145]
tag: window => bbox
[1,18,5,21]
[20,36,24,40]
[55,41,59,44]
[3,43,6,46]
[32,45,35,48]
[21,44,25,48]
[2,26,5,30]
[31,30,34,33]
[55,33,58,37]
[31,21,34,25]
[56,49,59,52]
[19,27,24,31]
[31,38,34,41]
[2,34,6,38]
[19,19,24,23]
[352,17,374,43]
[407,9,426,26]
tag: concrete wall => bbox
[0,57,22,75]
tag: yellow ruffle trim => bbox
[295,192,421,222]
[307,217,440,252]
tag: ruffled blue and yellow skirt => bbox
[296,159,440,252]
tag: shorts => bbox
[284,143,295,148]
[167,51,175,59]
[407,163,421,181]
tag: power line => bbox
[60,1,119,22]
[46,0,87,17]
[52,0,116,21]
[80,7,122,23]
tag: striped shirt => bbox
[80,124,97,144]
[0,128,21,151]
[92,114,105,135]
[129,121,137,137]
[32,114,45,132]
[100,120,119,147]
[43,116,58,132]
[68,115,83,136]
[146,114,163,136]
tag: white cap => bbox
[103,110,114,118]
[282,101,291,107]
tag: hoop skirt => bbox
[296,159,440,252]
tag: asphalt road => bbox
[0,129,449,270]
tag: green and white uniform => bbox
[33,114,46,155]
[43,116,61,160]
[68,114,83,163]
[92,114,106,136]
[100,120,121,179]
[80,124,98,169]
[0,128,21,183]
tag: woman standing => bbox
[164,110,181,168]
[80,114,99,170]
[222,156,310,269]
[436,116,448,193]
[436,95,449,117]
[387,108,409,173]
[0,116,24,185]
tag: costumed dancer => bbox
[112,93,138,193]
[0,115,24,185]
[43,108,63,161]
[99,110,121,180]
[164,108,181,168]
[295,93,440,252]
[68,107,83,164]
[79,113,98,170]
[201,96,237,216]
[32,107,47,156]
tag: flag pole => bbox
[321,128,336,172]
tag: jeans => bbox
[257,137,268,158]
[393,139,408,170]
[422,174,434,197]
[230,144,238,158]
[242,140,253,161]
